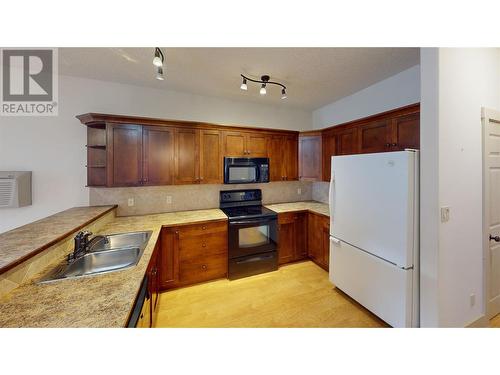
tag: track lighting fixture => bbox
[156,66,165,81]
[260,83,267,95]
[281,88,287,100]
[153,47,164,67]
[153,48,165,80]
[240,74,287,99]
[240,77,248,91]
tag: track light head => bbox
[153,48,164,67]
[281,88,287,100]
[156,66,165,81]
[260,83,267,95]
[240,77,247,91]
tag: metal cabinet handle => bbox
[490,235,500,242]
[385,143,391,147]
[202,226,206,230]
[201,264,207,270]
[202,243,206,247]
[392,143,397,147]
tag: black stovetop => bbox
[221,205,277,220]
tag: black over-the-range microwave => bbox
[223,157,270,184]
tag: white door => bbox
[483,108,500,319]
[330,151,417,267]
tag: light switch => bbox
[128,198,134,207]
[166,195,172,204]
[297,188,302,195]
[441,206,450,223]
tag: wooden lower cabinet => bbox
[307,212,330,270]
[278,212,307,265]
[159,220,228,290]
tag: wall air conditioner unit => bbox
[0,171,32,208]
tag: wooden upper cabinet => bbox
[283,135,298,180]
[336,127,359,155]
[322,132,336,182]
[299,134,322,181]
[223,131,246,157]
[391,112,419,150]
[358,120,391,154]
[199,129,223,184]
[268,135,298,181]
[142,126,174,186]
[107,123,143,186]
[174,128,200,184]
[222,130,269,157]
[268,135,284,181]
[246,133,268,157]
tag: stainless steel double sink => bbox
[39,231,152,283]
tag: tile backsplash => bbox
[90,181,313,216]
[312,181,329,204]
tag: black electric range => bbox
[220,189,278,280]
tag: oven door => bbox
[228,217,278,259]
[224,159,260,184]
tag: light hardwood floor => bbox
[491,314,500,327]
[156,261,387,328]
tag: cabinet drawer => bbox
[179,254,227,285]
[179,232,228,259]
[178,220,227,238]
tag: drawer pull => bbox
[201,264,207,271]
[202,226,206,230]
[202,243,206,247]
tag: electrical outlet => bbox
[166,195,172,204]
[127,198,134,207]
[470,293,476,307]
[441,206,450,223]
[297,188,302,195]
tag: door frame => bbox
[482,107,500,320]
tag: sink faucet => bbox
[67,231,108,263]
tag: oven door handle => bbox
[236,254,275,264]
[230,218,276,225]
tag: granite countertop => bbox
[0,208,227,328]
[265,201,330,217]
[0,206,117,274]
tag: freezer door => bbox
[330,237,416,327]
[330,151,417,268]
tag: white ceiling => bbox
[59,48,419,111]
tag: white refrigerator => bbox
[329,150,419,327]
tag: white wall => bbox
[312,65,421,129]
[0,75,311,233]
[419,48,440,327]
[420,48,500,327]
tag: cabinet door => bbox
[284,135,298,180]
[223,131,246,157]
[307,213,323,263]
[174,128,200,184]
[294,212,307,260]
[268,135,285,181]
[391,113,420,150]
[246,133,269,157]
[322,133,336,182]
[299,135,321,181]
[159,227,179,290]
[107,123,143,186]
[336,128,359,155]
[278,213,295,264]
[142,126,174,186]
[321,217,330,269]
[358,120,391,154]
[199,130,223,184]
